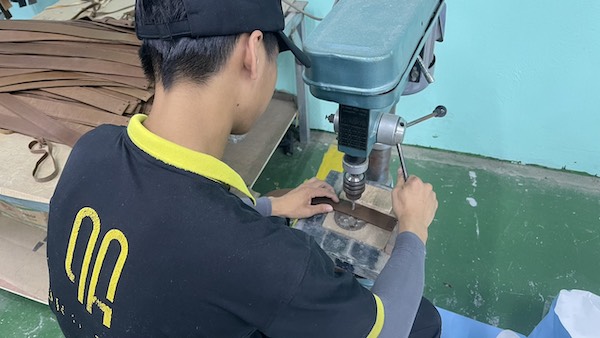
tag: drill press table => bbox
[295,171,397,280]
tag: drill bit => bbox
[351,201,356,210]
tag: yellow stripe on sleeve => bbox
[367,294,385,338]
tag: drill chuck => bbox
[342,155,368,202]
[343,172,366,201]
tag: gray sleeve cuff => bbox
[371,231,426,338]
[241,197,272,217]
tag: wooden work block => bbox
[356,184,394,215]
[339,183,394,215]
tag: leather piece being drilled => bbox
[267,189,397,232]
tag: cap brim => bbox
[276,31,311,68]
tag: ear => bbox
[242,30,263,80]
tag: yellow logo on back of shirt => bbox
[64,207,129,328]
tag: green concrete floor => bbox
[2,131,599,336]
[0,290,62,337]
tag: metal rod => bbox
[406,112,437,128]
[406,105,447,128]
[416,56,435,84]
[396,144,409,183]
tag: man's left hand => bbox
[270,178,339,219]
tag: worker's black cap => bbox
[135,0,311,67]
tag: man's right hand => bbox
[392,169,438,245]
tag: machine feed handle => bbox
[396,143,409,183]
[406,105,447,128]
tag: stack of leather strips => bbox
[0,18,153,147]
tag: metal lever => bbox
[396,143,409,183]
[396,105,447,183]
[407,105,447,128]
[416,56,435,84]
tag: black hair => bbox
[137,0,279,89]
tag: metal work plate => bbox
[334,211,367,231]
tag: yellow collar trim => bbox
[127,114,255,204]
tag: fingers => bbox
[302,178,338,201]
[310,203,334,214]
[311,187,339,202]
[396,168,407,187]
[306,177,333,189]
[306,177,319,184]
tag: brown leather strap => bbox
[0,93,82,146]
[104,86,154,101]
[0,42,141,66]
[42,87,130,115]
[267,189,397,232]
[142,100,153,115]
[0,20,140,45]
[70,19,135,35]
[0,108,59,142]
[0,68,46,77]
[0,30,104,43]
[86,73,150,90]
[91,87,138,103]
[0,79,126,93]
[35,40,139,53]
[0,71,90,87]
[19,89,78,102]
[88,88,142,115]
[14,94,130,126]
[0,54,145,78]
[61,120,95,135]
[129,103,142,115]
[92,17,135,29]
[28,138,59,183]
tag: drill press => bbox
[297,0,447,278]
[304,0,447,205]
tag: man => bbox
[47,0,441,337]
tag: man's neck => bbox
[143,81,238,159]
